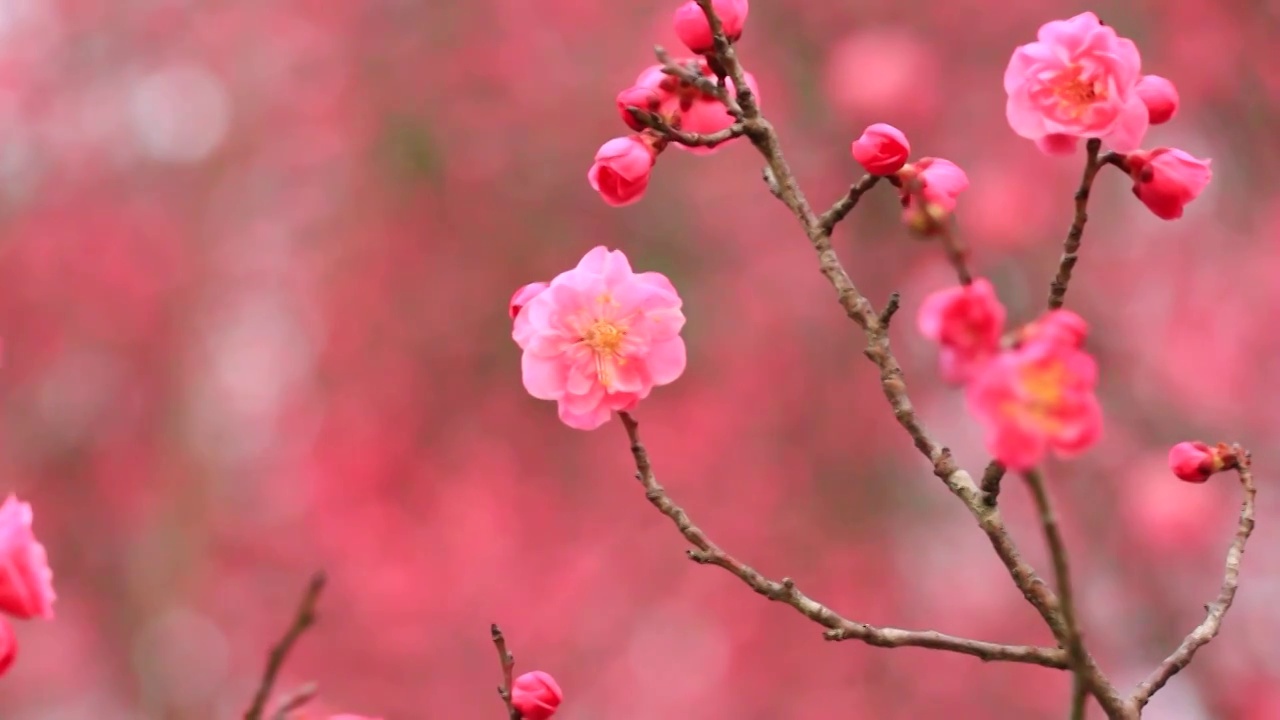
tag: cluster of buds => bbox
[849,124,969,234]
[588,1,756,207]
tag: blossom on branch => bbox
[966,312,1102,470]
[917,278,1005,384]
[512,247,686,430]
[511,670,563,720]
[588,136,659,207]
[1004,11,1148,152]
[852,123,911,175]
[1126,148,1212,220]
[672,0,749,54]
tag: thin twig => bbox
[1128,447,1258,711]
[243,572,328,720]
[819,175,882,234]
[1022,470,1093,712]
[624,107,746,148]
[980,461,1006,507]
[491,624,521,720]
[878,292,901,329]
[618,412,1067,668]
[653,45,739,115]
[1047,138,1103,309]
[269,684,319,720]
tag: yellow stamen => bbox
[582,319,627,387]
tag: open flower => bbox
[512,247,686,430]
[1004,12,1148,152]
[966,313,1102,470]
[917,278,1005,384]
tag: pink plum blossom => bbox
[673,0,749,54]
[616,86,663,132]
[0,495,55,620]
[1134,75,1179,125]
[510,282,549,320]
[634,59,759,155]
[587,136,658,207]
[917,279,1005,384]
[0,618,13,678]
[900,157,969,229]
[851,123,911,175]
[511,670,563,720]
[966,312,1102,470]
[1004,12,1149,152]
[1168,441,1230,483]
[1126,148,1212,220]
[512,247,686,430]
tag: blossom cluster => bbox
[918,283,1101,470]
[589,0,755,207]
[1004,11,1211,219]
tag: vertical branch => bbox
[1047,138,1103,309]
[1022,471,1093,713]
[244,572,328,720]
[491,624,521,720]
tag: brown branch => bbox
[653,45,740,117]
[878,292,901,329]
[1128,447,1258,711]
[674,3,1141,715]
[980,461,1006,507]
[819,174,882,234]
[243,572,327,720]
[1023,470,1094,712]
[623,107,746,148]
[1047,138,1103,309]
[618,412,1067,668]
[491,624,521,720]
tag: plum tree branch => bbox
[1023,469,1094,715]
[1128,447,1257,711]
[1047,138,1103,309]
[618,412,1068,668]
[491,624,521,720]
[243,571,327,720]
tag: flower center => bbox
[583,319,626,355]
[1002,360,1068,432]
[581,316,629,388]
[1052,65,1105,117]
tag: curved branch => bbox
[1129,447,1258,710]
[618,412,1067,668]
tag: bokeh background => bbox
[0,0,1276,718]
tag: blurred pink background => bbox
[0,0,1276,718]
